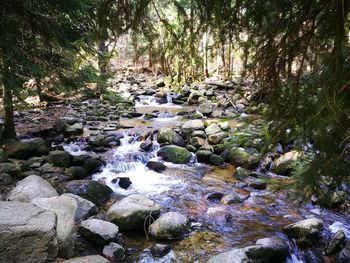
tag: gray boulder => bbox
[0,163,21,176]
[149,212,188,240]
[326,230,346,255]
[208,248,248,263]
[157,128,185,147]
[0,201,58,263]
[46,150,71,168]
[107,194,161,231]
[7,175,58,202]
[182,120,205,138]
[63,255,110,263]
[157,145,192,164]
[283,218,323,246]
[32,195,77,258]
[198,102,213,116]
[102,242,125,261]
[205,123,222,136]
[80,219,119,245]
[62,193,98,222]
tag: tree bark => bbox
[2,72,16,139]
[98,40,107,75]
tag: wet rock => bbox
[218,121,230,131]
[72,155,90,166]
[186,145,197,153]
[208,248,248,263]
[62,193,98,222]
[156,78,165,87]
[157,128,186,147]
[83,158,103,175]
[46,150,71,167]
[107,194,161,231]
[221,193,247,204]
[206,192,225,202]
[245,236,289,263]
[326,230,346,255]
[117,177,132,189]
[249,179,267,190]
[146,161,166,173]
[331,191,347,208]
[210,109,223,118]
[64,180,113,205]
[0,162,21,176]
[140,140,153,151]
[224,146,259,169]
[66,166,88,180]
[5,139,49,160]
[0,201,58,263]
[205,123,222,136]
[181,120,205,138]
[149,212,188,240]
[80,219,119,245]
[283,218,324,246]
[102,242,125,261]
[62,255,110,263]
[191,130,207,139]
[209,154,224,166]
[7,175,58,202]
[234,167,250,180]
[196,150,212,163]
[208,132,228,145]
[150,244,172,258]
[31,195,77,258]
[272,150,301,175]
[198,102,213,116]
[0,173,13,185]
[157,145,192,164]
[65,123,84,137]
[189,136,207,149]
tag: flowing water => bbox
[63,95,350,262]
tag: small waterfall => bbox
[166,92,173,104]
[135,95,160,107]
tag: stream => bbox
[63,95,350,263]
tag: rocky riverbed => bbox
[0,73,349,263]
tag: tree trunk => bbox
[2,72,16,139]
[98,40,107,75]
[36,80,44,102]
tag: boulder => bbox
[0,173,13,186]
[224,147,259,169]
[208,132,228,145]
[7,175,58,202]
[140,140,153,151]
[61,193,98,222]
[205,123,222,136]
[149,212,188,240]
[283,218,323,246]
[5,139,49,160]
[157,145,192,164]
[181,120,205,138]
[64,123,84,137]
[83,158,103,175]
[47,150,71,168]
[64,180,113,206]
[234,167,250,180]
[157,128,185,147]
[208,248,248,263]
[80,219,119,245]
[61,255,110,263]
[198,102,213,116]
[31,195,77,258]
[0,201,58,263]
[0,163,21,176]
[189,136,207,149]
[102,242,125,261]
[249,179,267,190]
[107,194,161,231]
[210,154,224,166]
[191,130,207,139]
[196,150,212,163]
[150,244,172,258]
[272,150,301,175]
[156,78,165,87]
[66,166,88,180]
[326,230,346,255]
[146,161,166,173]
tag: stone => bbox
[198,102,213,116]
[47,150,71,168]
[31,195,77,258]
[157,128,185,147]
[326,230,346,255]
[146,161,166,173]
[156,78,165,87]
[218,121,230,131]
[102,242,125,261]
[208,132,228,145]
[61,193,98,222]
[80,219,119,245]
[208,248,248,263]
[61,255,110,263]
[83,158,103,175]
[65,123,84,137]
[64,180,113,205]
[234,167,250,180]
[157,145,192,164]
[283,218,324,246]
[117,177,132,189]
[0,201,58,263]
[66,166,88,180]
[0,163,21,176]
[249,179,267,190]
[0,173,13,185]
[209,154,224,166]
[181,120,205,138]
[7,175,58,202]
[107,194,161,231]
[224,147,259,169]
[150,244,172,258]
[191,130,207,139]
[140,140,153,151]
[205,123,222,136]
[221,194,245,204]
[196,150,212,163]
[245,236,289,263]
[272,150,301,175]
[5,139,49,160]
[149,212,188,240]
[189,136,207,149]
